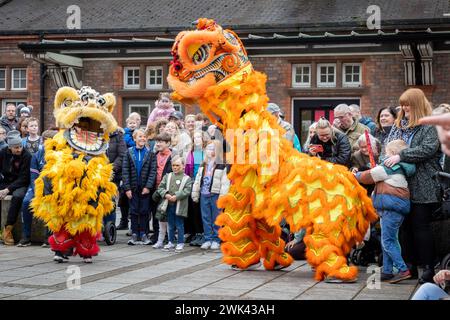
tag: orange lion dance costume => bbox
[168,18,377,281]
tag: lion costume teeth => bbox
[168,18,378,281]
[31,86,118,259]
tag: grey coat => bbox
[399,125,442,204]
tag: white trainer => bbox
[175,243,184,252]
[210,241,220,250]
[200,241,212,250]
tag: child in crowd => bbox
[18,117,29,138]
[147,92,176,126]
[22,117,42,155]
[355,139,415,284]
[124,115,138,148]
[185,130,210,246]
[148,133,173,244]
[17,129,58,247]
[192,140,230,250]
[152,155,192,252]
[122,129,157,245]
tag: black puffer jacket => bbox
[309,130,351,167]
[106,130,127,183]
[0,147,31,191]
[122,147,157,192]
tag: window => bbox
[146,66,163,89]
[292,64,311,88]
[129,104,151,127]
[0,69,5,90]
[173,103,184,114]
[317,64,336,88]
[343,63,362,87]
[123,67,140,89]
[11,68,27,90]
[1,99,27,115]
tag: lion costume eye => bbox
[192,45,209,65]
[63,100,73,108]
[97,96,106,107]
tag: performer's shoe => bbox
[273,263,288,271]
[53,251,69,263]
[231,261,261,271]
[83,257,93,263]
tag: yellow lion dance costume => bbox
[168,19,377,281]
[31,86,118,263]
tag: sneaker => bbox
[41,241,49,248]
[152,241,164,249]
[381,273,394,282]
[83,257,93,263]
[126,229,132,237]
[273,263,288,271]
[210,241,220,250]
[184,233,193,243]
[127,234,138,245]
[231,261,261,271]
[388,270,411,284]
[163,242,175,251]
[141,234,151,245]
[17,238,31,247]
[175,243,184,252]
[190,233,203,246]
[53,251,69,263]
[200,241,212,250]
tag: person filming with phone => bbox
[308,118,352,167]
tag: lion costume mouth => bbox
[64,117,108,155]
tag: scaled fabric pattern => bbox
[31,86,118,259]
[168,18,377,281]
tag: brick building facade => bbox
[1,0,450,143]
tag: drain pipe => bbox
[38,32,46,131]
[39,63,46,131]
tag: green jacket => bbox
[152,172,193,220]
[344,120,369,151]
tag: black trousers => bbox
[400,202,439,267]
[129,191,150,235]
[118,188,129,222]
[5,186,28,226]
[185,197,204,235]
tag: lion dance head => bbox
[53,86,118,155]
[167,18,251,101]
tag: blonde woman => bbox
[384,88,442,284]
[307,117,351,167]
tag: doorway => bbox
[292,98,360,147]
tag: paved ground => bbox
[0,229,420,300]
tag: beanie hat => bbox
[6,130,22,146]
[20,106,31,115]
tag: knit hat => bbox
[169,111,183,120]
[20,106,31,115]
[266,103,281,114]
[6,130,22,146]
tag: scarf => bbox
[385,118,419,145]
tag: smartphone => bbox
[309,144,324,153]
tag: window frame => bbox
[123,66,140,89]
[11,68,27,90]
[292,64,311,88]
[316,63,336,88]
[0,68,6,90]
[146,66,163,89]
[342,63,362,87]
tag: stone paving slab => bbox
[0,230,420,300]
